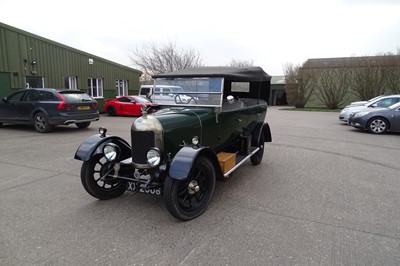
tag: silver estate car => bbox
[339,95,400,123]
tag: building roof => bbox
[303,55,400,69]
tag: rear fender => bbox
[74,134,131,161]
[252,122,272,146]
[169,146,223,180]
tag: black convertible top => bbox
[153,66,271,82]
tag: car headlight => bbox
[146,148,161,167]
[353,111,369,118]
[103,143,120,161]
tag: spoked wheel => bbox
[80,154,126,200]
[251,133,264,165]
[367,117,388,134]
[164,156,216,221]
[33,112,53,133]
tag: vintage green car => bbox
[74,66,272,220]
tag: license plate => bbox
[77,106,90,110]
[127,181,162,195]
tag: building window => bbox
[87,78,103,98]
[65,76,77,89]
[26,76,44,88]
[116,80,129,96]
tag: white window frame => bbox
[87,78,104,98]
[65,76,77,90]
[116,79,129,96]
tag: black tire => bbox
[251,133,264,165]
[33,112,53,133]
[107,106,116,116]
[367,117,389,134]
[80,154,126,200]
[76,122,91,128]
[164,156,216,221]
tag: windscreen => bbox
[153,78,223,107]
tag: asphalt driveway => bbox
[1,107,399,265]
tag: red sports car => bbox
[103,95,153,116]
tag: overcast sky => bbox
[1,0,400,75]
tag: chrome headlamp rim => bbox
[146,147,161,167]
[103,143,120,162]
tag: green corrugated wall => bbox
[0,22,142,110]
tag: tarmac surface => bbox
[1,107,400,265]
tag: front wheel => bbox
[367,117,388,134]
[80,154,126,200]
[164,156,216,221]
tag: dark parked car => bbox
[104,95,154,116]
[0,88,99,133]
[349,102,400,134]
[75,67,272,220]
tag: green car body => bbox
[75,66,272,220]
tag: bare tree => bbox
[381,55,400,94]
[348,57,387,100]
[227,59,254,67]
[283,63,314,108]
[130,41,203,82]
[314,68,349,109]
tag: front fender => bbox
[74,134,131,161]
[169,146,223,180]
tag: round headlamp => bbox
[103,143,120,161]
[192,136,199,145]
[146,148,161,167]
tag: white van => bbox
[139,85,195,104]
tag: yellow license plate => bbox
[78,106,90,110]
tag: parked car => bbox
[75,66,272,220]
[347,95,383,107]
[0,88,99,133]
[339,95,400,123]
[103,95,154,116]
[348,102,400,134]
[139,84,196,104]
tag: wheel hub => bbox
[187,180,200,195]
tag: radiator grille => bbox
[132,131,155,164]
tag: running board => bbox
[223,147,260,177]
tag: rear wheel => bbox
[33,112,53,133]
[107,106,116,116]
[76,122,91,128]
[164,156,216,221]
[251,133,264,165]
[367,117,389,134]
[80,154,126,199]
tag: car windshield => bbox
[153,77,223,107]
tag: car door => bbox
[391,106,400,132]
[15,90,39,122]
[117,97,134,115]
[0,90,26,122]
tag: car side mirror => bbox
[371,103,378,107]
[2,97,8,103]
